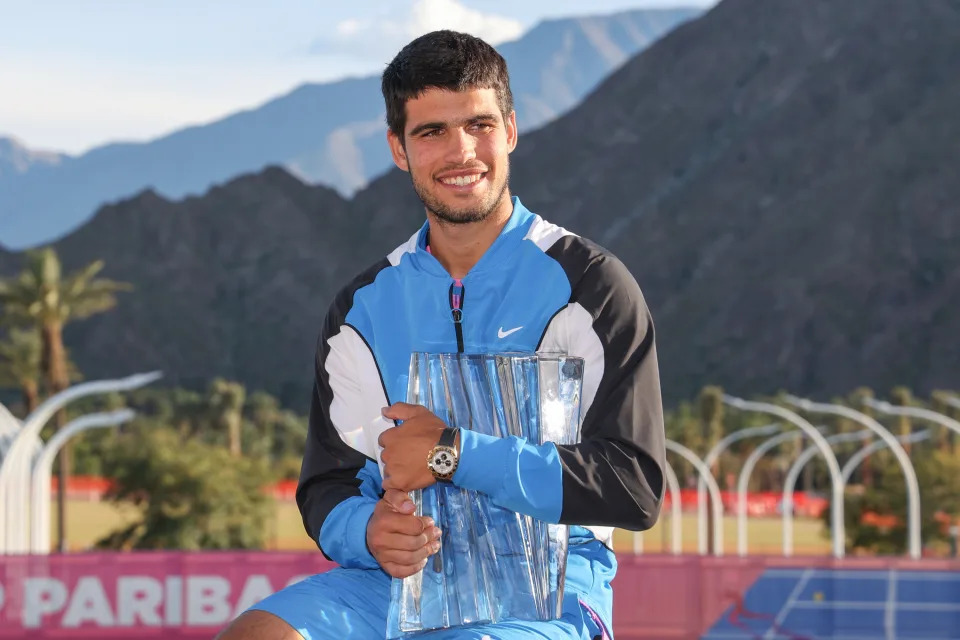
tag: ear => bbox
[505,110,518,154]
[387,128,410,172]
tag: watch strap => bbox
[438,427,459,449]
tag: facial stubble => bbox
[410,164,510,226]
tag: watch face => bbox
[429,447,457,476]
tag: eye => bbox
[421,128,441,138]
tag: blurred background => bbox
[1,0,958,638]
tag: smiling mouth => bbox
[438,173,485,187]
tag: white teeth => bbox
[441,174,482,186]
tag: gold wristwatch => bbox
[426,427,460,481]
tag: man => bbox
[218,30,664,640]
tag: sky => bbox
[0,0,716,156]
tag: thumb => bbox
[382,488,416,514]
[382,402,427,422]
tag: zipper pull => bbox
[448,280,465,353]
[449,279,464,322]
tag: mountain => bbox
[25,169,356,408]
[359,0,960,402]
[2,0,958,410]
[0,136,67,177]
[0,8,700,251]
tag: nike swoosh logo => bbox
[498,326,523,339]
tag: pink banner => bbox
[2,552,958,638]
[0,552,335,638]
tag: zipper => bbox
[448,279,465,353]
[437,279,464,573]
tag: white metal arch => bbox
[736,430,805,557]
[841,430,932,485]
[864,398,960,440]
[785,397,922,559]
[0,372,161,553]
[723,396,846,558]
[780,430,874,556]
[30,410,135,553]
[663,460,682,555]
[697,423,780,554]
[666,439,724,556]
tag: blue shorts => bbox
[250,564,611,640]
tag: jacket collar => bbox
[410,196,535,278]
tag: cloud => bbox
[405,0,524,44]
[309,0,524,62]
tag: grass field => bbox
[58,499,831,556]
[611,510,831,555]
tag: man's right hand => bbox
[366,489,441,578]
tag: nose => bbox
[444,127,477,165]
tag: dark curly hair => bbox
[381,30,514,141]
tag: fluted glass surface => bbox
[387,352,583,638]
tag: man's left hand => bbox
[379,403,455,492]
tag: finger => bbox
[383,512,435,536]
[373,522,441,544]
[382,476,419,493]
[377,531,431,552]
[381,402,428,421]
[384,475,435,493]
[382,559,428,580]
[377,426,400,448]
[382,489,415,514]
[378,540,440,565]
[382,475,423,493]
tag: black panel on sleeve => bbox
[545,235,666,531]
[296,258,390,555]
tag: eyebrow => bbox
[408,113,500,137]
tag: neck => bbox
[426,194,514,279]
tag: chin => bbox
[434,209,489,225]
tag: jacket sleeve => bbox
[297,294,388,568]
[452,242,665,531]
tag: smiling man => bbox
[216,30,665,640]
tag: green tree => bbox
[0,247,130,550]
[169,388,206,438]
[97,427,273,550]
[0,328,42,414]
[245,391,308,461]
[244,390,281,458]
[826,448,960,555]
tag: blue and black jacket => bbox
[297,197,665,624]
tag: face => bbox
[387,87,518,225]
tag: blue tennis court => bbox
[701,567,960,639]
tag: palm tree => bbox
[698,385,725,455]
[931,390,958,454]
[209,379,247,457]
[0,247,130,551]
[890,386,914,455]
[697,385,724,555]
[0,328,42,415]
[849,387,876,488]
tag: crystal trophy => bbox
[386,352,584,638]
